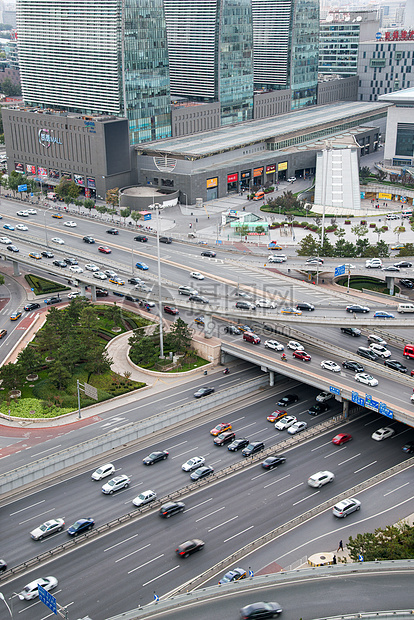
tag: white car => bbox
[275,415,297,430]
[287,176,296,183]
[369,343,391,358]
[315,391,335,403]
[308,470,335,488]
[132,489,157,507]
[94,271,107,280]
[102,474,131,494]
[287,420,308,435]
[0,236,12,244]
[182,456,205,472]
[51,237,65,244]
[332,498,361,518]
[68,291,81,299]
[85,263,100,272]
[372,427,395,441]
[30,518,65,540]
[367,334,387,346]
[355,372,378,387]
[18,576,58,601]
[320,360,341,373]
[264,339,284,351]
[268,255,287,263]
[17,210,29,217]
[26,208,37,215]
[287,340,304,351]
[104,269,117,278]
[64,220,77,227]
[16,224,29,231]
[190,271,205,280]
[256,299,277,309]
[342,263,356,270]
[69,265,83,273]
[91,463,115,480]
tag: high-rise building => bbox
[164,0,254,125]
[252,0,319,110]
[16,0,171,145]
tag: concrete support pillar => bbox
[269,370,275,387]
[342,399,349,419]
[90,284,97,302]
[12,260,21,276]
[80,283,86,296]
[203,313,213,339]
[386,276,394,296]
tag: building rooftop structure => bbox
[136,100,390,159]
[379,86,414,104]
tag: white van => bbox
[397,303,414,313]
[402,209,413,219]
[365,258,382,268]
[386,213,400,220]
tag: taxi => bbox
[267,409,287,423]
[10,310,22,321]
[51,213,63,219]
[29,252,42,260]
[210,422,232,436]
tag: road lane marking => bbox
[324,447,347,458]
[231,416,246,423]
[19,509,56,525]
[10,500,45,516]
[251,471,268,480]
[167,440,188,450]
[31,445,61,458]
[223,525,254,542]
[116,543,151,562]
[293,493,320,506]
[277,482,304,496]
[172,447,199,459]
[311,440,335,451]
[248,429,268,438]
[142,565,180,586]
[236,422,257,432]
[263,474,290,489]
[104,534,139,552]
[185,498,213,512]
[337,453,360,465]
[209,459,222,466]
[384,482,410,496]
[208,515,238,532]
[354,460,377,473]
[128,553,164,574]
[196,507,225,522]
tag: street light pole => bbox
[154,203,164,359]
[0,593,13,618]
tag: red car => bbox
[293,350,311,361]
[164,306,179,315]
[210,422,232,436]
[332,433,352,446]
[98,246,112,254]
[267,409,287,423]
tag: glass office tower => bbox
[164,0,253,125]
[17,0,171,144]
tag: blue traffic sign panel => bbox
[38,585,57,614]
[329,386,340,395]
[365,394,379,412]
[334,265,345,277]
[18,184,28,192]
[351,391,365,407]
[379,402,394,419]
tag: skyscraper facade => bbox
[16,0,171,145]
[164,0,253,125]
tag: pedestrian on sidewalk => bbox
[332,555,337,565]
[337,540,343,552]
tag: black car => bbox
[134,235,148,242]
[175,539,204,557]
[189,294,209,304]
[235,301,255,310]
[224,325,241,335]
[106,228,119,235]
[159,501,185,518]
[357,347,379,361]
[399,279,414,288]
[0,559,7,573]
[67,517,95,536]
[342,360,364,372]
[96,288,109,297]
[214,431,236,446]
[41,250,54,258]
[242,441,265,457]
[394,261,412,268]
[45,297,61,305]
[346,305,370,313]
[190,465,214,481]
[64,257,78,265]
[128,277,143,285]
[201,250,216,257]
[83,236,95,244]
[125,295,140,302]
[7,245,19,252]
[24,303,41,311]
[194,386,215,398]
[228,438,249,452]
[53,260,67,268]
[308,403,330,416]
[240,601,283,619]
[143,450,169,465]
[113,291,124,298]
[296,302,314,311]
[341,327,361,337]
[159,236,172,244]
[402,441,414,454]
[277,394,299,406]
[261,456,286,470]
[384,359,408,373]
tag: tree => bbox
[166,318,193,353]
[0,274,4,286]
[347,523,414,562]
[375,240,390,258]
[334,227,346,239]
[373,225,388,243]
[235,224,250,239]
[130,210,142,226]
[107,208,117,221]
[0,77,22,97]
[48,358,72,390]
[396,243,414,257]
[120,208,131,223]
[334,239,356,258]
[0,362,25,392]
[7,170,25,196]
[96,205,107,217]
[351,224,369,240]
[375,170,387,181]
[84,347,112,382]
[319,237,334,257]
[313,216,322,227]
[393,225,406,242]
[84,198,95,212]
[106,187,119,209]
[359,166,371,180]
[297,233,319,256]
[355,238,370,257]
[17,346,41,375]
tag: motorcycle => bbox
[223,368,230,375]
[281,354,287,362]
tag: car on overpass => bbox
[308,403,329,416]
[369,343,391,358]
[308,470,334,488]
[64,220,77,227]
[30,518,65,540]
[53,260,67,268]
[0,236,12,244]
[102,474,130,494]
[85,263,100,272]
[306,256,323,264]
[98,246,111,254]
[194,386,215,398]
[332,498,361,518]
[182,456,205,472]
[16,209,29,216]
[132,490,157,507]
[18,576,58,601]
[16,223,28,230]
[134,234,148,242]
[281,307,302,315]
[83,236,95,243]
[41,250,54,258]
[384,359,408,373]
[94,271,107,280]
[190,465,214,480]
[67,517,95,536]
[143,450,169,465]
[355,372,378,387]
[332,433,352,445]
[267,410,287,423]
[373,311,395,318]
[136,262,149,270]
[275,415,297,431]
[264,340,284,351]
[341,327,361,337]
[228,438,249,451]
[268,255,286,264]
[218,567,247,584]
[346,304,370,313]
[261,456,286,470]
[51,237,64,244]
[287,420,307,435]
[371,426,395,441]
[51,213,63,219]
[240,601,283,619]
[175,539,204,557]
[29,252,41,259]
[214,431,236,446]
[7,244,19,252]
[242,441,265,457]
[210,422,232,436]
[106,228,119,235]
[277,394,299,406]
[292,350,311,361]
[320,360,341,372]
[296,302,314,311]
[190,271,205,280]
[91,463,115,480]
[367,334,387,346]
[256,298,277,308]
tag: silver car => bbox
[332,498,361,518]
[18,576,58,600]
[132,489,157,507]
[30,518,65,540]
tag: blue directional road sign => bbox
[365,394,379,412]
[18,184,28,192]
[351,391,365,407]
[38,585,57,615]
[329,386,341,396]
[379,402,394,419]
[334,264,346,277]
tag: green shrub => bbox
[25,274,69,295]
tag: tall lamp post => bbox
[0,593,13,618]
[153,203,164,359]
[43,205,54,247]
